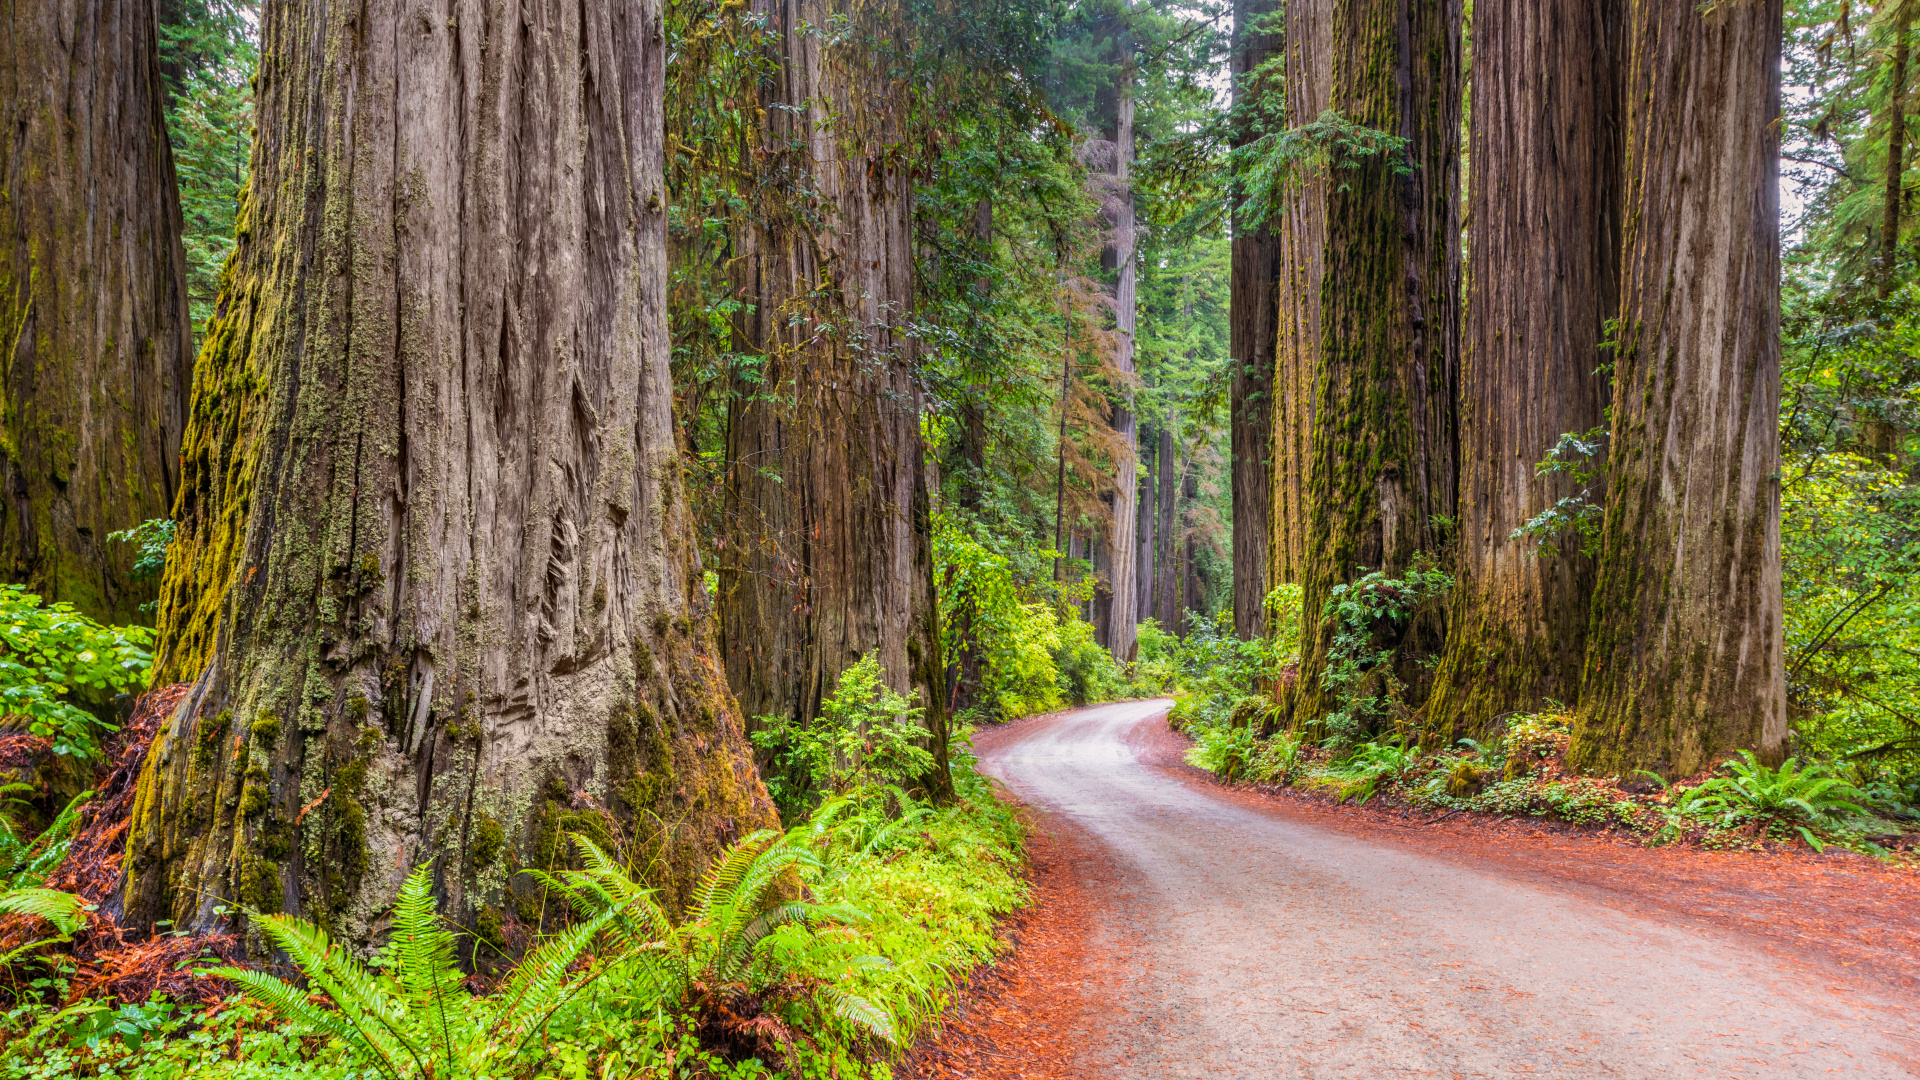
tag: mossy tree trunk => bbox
[1134,423,1155,624]
[1423,0,1621,741]
[0,0,191,624]
[1286,0,1461,732]
[1229,0,1280,639]
[1569,0,1787,778]
[1266,0,1329,607]
[1100,65,1141,663]
[124,0,775,943]
[721,0,952,799]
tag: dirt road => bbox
[968,699,1920,1078]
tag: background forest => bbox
[0,0,1917,1076]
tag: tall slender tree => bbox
[0,0,191,623]
[1571,0,1787,777]
[1229,0,1282,639]
[126,0,774,939]
[1102,56,1142,661]
[1286,0,1461,731]
[1881,2,1913,302]
[721,0,952,798]
[1424,0,1621,740]
[1265,0,1330,617]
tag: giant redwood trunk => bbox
[1424,0,1620,741]
[1266,0,1330,619]
[1228,0,1281,639]
[0,0,190,623]
[721,0,951,798]
[124,0,774,941]
[1288,0,1460,731]
[1100,72,1141,663]
[1570,0,1786,777]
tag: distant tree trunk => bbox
[1230,0,1282,640]
[1182,455,1204,624]
[0,0,190,623]
[1570,0,1786,778]
[1287,0,1462,732]
[1424,0,1621,741]
[1135,425,1156,624]
[721,0,952,798]
[1155,424,1178,627]
[1102,64,1140,663]
[124,0,775,941]
[1267,0,1331,629]
[1882,3,1912,302]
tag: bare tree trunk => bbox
[1155,423,1178,627]
[1135,425,1156,624]
[1268,0,1330,624]
[125,0,775,942]
[1102,65,1140,663]
[1230,0,1282,640]
[0,0,190,623]
[1882,3,1912,302]
[1182,457,1204,622]
[1287,0,1462,733]
[1570,0,1786,778]
[1424,0,1620,741]
[721,0,951,798]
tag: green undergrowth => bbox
[1179,711,1919,858]
[0,752,1025,1080]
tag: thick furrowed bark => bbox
[1267,0,1328,628]
[126,0,774,944]
[0,0,190,623]
[1230,0,1282,640]
[1287,0,1460,733]
[1571,0,1786,778]
[1424,0,1620,742]
[720,0,952,799]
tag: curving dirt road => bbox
[970,699,1920,1079]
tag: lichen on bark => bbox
[1282,0,1461,734]
[718,0,952,801]
[1568,0,1787,778]
[123,0,775,945]
[0,0,191,624]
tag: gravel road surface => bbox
[973,698,1919,1078]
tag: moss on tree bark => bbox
[720,0,952,800]
[1284,0,1461,733]
[0,0,190,624]
[1569,0,1787,778]
[124,0,774,944]
[1423,0,1620,742]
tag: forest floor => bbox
[901,699,1920,1079]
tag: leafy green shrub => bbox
[1315,557,1451,746]
[752,654,935,815]
[106,520,175,581]
[1051,615,1125,706]
[0,586,154,760]
[933,519,1065,719]
[1184,721,1260,780]
[1323,739,1424,804]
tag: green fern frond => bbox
[209,965,405,1078]
[818,984,897,1045]
[385,865,463,1063]
[481,902,626,1065]
[243,911,426,1076]
[690,830,779,916]
[0,887,86,936]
